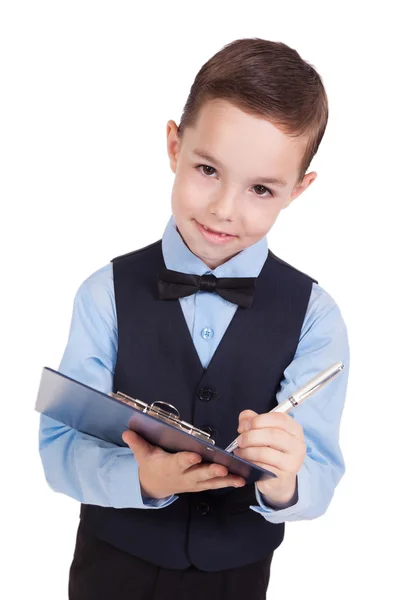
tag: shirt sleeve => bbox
[250,282,350,522]
[38,265,178,509]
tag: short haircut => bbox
[178,38,329,186]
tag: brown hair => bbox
[177,38,328,186]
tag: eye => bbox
[252,184,273,198]
[196,164,217,177]
[195,164,273,198]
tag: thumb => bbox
[238,409,258,434]
[122,430,154,462]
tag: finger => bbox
[238,409,259,433]
[122,430,155,461]
[175,451,202,471]
[191,463,229,482]
[250,412,303,438]
[235,446,290,472]
[197,475,246,491]
[237,428,296,453]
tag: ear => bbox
[166,120,181,174]
[283,171,318,208]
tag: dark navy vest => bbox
[80,239,316,571]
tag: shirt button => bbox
[201,327,214,340]
[197,502,210,516]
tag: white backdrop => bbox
[1,1,399,598]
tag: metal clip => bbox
[109,393,215,444]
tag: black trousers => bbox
[69,521,274,600]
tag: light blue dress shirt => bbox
[39,215,350,522]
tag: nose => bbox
[208,188,238,222]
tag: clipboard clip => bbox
[110,392,215,445]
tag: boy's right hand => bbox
[122,430,246,500]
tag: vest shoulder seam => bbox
[268,250,318,284]
[111,239,161,263]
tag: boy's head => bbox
[166,38,328,270]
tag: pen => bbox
[224,361,345,453]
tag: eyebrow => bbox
[192,148,288,187]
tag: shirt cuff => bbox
[107,450,178,509]
[250,462,312,522]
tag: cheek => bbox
[242,204,282,237]
[171,183,196,218]
[172,171,204,211]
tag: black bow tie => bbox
[157,267,257,308]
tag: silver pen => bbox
[224,361,345,453]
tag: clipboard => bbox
[35,367,276,484]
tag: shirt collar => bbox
[161,215,268,278]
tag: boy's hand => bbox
[234,409,306,508]
[122,430,246,500]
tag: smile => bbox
[194,220,237,244]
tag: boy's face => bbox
[167,99,317,270]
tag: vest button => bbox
[198,387,213,402]
[200,425,219,438]
[197,501,210,516]
[200,425,213,436]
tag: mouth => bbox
[194,220,237,244]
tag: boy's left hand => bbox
[234,409,306,508]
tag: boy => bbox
[39,38,350,600]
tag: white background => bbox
[1,1,399,598]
